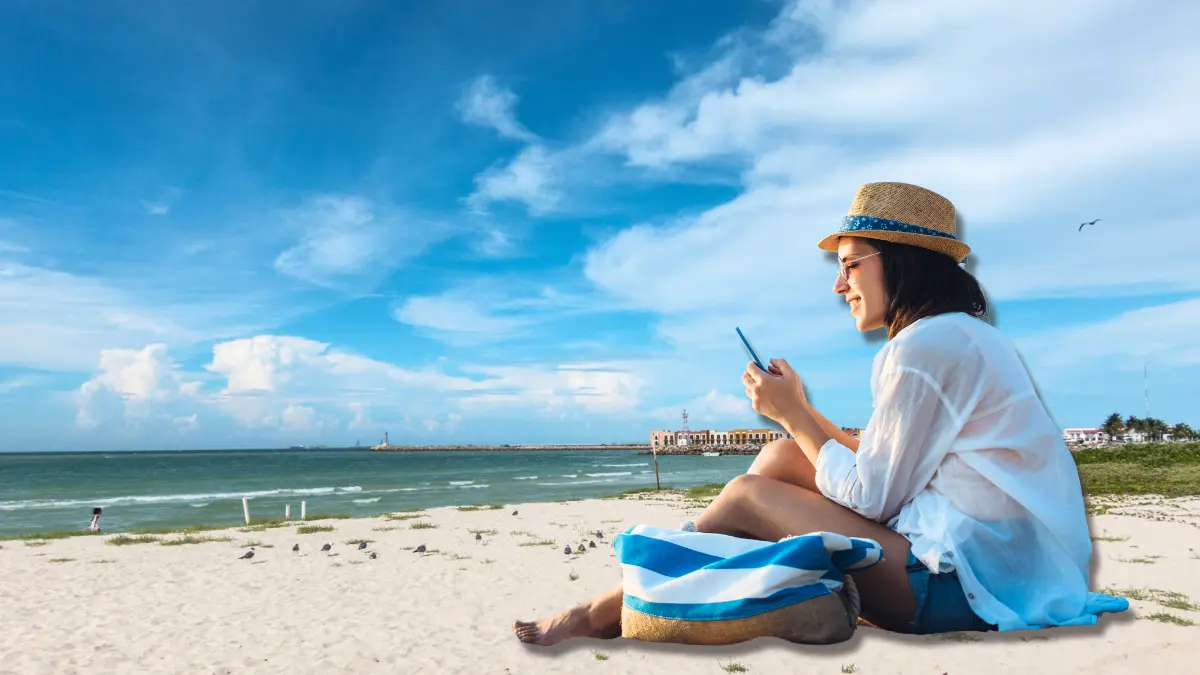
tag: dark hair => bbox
[93,507,102,515]
[870,239,989,339]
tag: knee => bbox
[721,473,769,501]
[746,438,801,477]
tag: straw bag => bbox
[614,525,880,645]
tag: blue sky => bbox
[2,0,1198,451]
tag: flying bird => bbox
[1078,218,1101,231]
[239,549,255,560]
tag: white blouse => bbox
[814,312,1095,631]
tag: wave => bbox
[190,503,209,508]
[585,472,632,477]
[514,476,538,480]
[0,485,367,511]
[561,474,578,478]
[352,497,381,504]
[597,463,647,468]
[448,480,474,486]
[536,479,620,486]
[456,484,489,489]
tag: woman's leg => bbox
[514,473,917,644]
[745,438,818,491]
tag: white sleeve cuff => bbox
[814,437,858,503]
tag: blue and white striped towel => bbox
[614,525,883,621]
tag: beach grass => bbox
[410,522,438,530]
[455,504,505,512]
[48,558,74,563]
[296,525,334,534]
[1105,587,1200,611]
[468,528,498,536]
[160,535,234,546]
[1143,612,1195,626]
[719,661,749,673]
[518,538,555,547]
[106,534,159,546]
[384,513,426,521]
[1074,442,1200,497]
[24,541,48,547]
[1,530,104,542]
[344,538,374,546]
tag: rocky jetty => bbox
[367,443,650,453]
[638,443,765,456]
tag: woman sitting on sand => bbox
[515,182,1094,643]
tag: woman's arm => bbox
[804,402,860,452]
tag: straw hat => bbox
[817,182,970,262]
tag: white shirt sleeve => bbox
[814,364,964,522]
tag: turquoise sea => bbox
[0,448,752,538]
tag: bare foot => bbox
[513,605,616,646]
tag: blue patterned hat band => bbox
[839,215,958,241]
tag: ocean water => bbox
[0,449,754,537]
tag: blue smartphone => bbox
[735,327,768,372]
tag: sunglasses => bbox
[837,251,880,284]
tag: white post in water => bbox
[242,497,250,525]
[301,501,306,520]
[285,503,291,520]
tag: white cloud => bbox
[0,259,287,373]
[466,145,563,215]
[273,194,450,291]
[141,201,170,216]
[393,295,527,335]
[455,362,644,414]
[75,343,201,428]
[280,403,317,430]
[173,413,199,431]
[570,0,1200,357]
[1017,298,1200,374]
[457,75,538,142]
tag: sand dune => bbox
[1,493,1197,674]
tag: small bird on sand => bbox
[595,530,603,539]
[369,552,377,559]
[239,549,255,560]
[588,540,596,549]
[358,541,368,550]
[1078,218,1101,231]
[475,533,482,541]
[575,544,585,554]
[292,543,299,553]
[563,544,572,555]
[413,544,426,553]
[512,510,518,516]
[321,543,332,552]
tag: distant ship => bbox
[701,451,721,457]
[370,431,397,451]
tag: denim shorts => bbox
[906,551,997,634]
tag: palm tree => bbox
[1124,416,1144,441]
[1144,417,1168,441]
[1101,413,1125,440]
[1172,423,1195,441]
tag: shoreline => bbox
[2,493,1196,673]
[0,484,725,542]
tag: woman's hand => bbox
[742,358,807,424]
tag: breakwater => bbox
[367,443,649,453]
[639,444,765,456]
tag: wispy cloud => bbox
[569,0,1200,355]
[140,201,170,216]
[457,75,539,142]
[466,145,563,215]
[273,194,451,293]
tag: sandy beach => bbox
[2,491,1197,675]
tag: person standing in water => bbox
[88,507,102,532]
